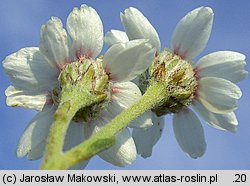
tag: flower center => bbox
[52,58,112,122]
[149,49,198,116]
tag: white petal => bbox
[39,17,70,66]
[3,47,58,91]
[173,108,206,158]
[129,111,153,128]
[103,39,156,82]
[195,51,248,83]
[171,7,213,60]
[104,30,129,47]
[110,82,153,128]
[111,82,141,112]
[26,121,90,169]
[121,7,161,51]
[193,101,238,132]
[198,77,242,114]
[5,86,50,111]
[98,128,136,167]
[84,112,136,167]
[27,141,45,160]
[66,4,103,59]
[107,82,152,128]
[63,121,89,169]
[17,106,56,158]
[132,113,165,158]
[27,121,89,168]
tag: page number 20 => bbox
[234,174,246,182]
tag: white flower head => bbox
[106,7,248,158]
[3,4,156,168]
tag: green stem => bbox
[42,81,167,170]
[41,87,106,169]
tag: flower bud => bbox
[55,58,111,122]
[150,49,198,116]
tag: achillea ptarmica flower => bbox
[3,4,156,167]
[105,7,248,158]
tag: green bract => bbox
[150,49,198,116]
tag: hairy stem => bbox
[41,87,106,169]
[41,81,167,169]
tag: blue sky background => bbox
[0,0,249,170]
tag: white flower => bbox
[105,7,247,158]
[3,4,156,168]
[105,10,165,158]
